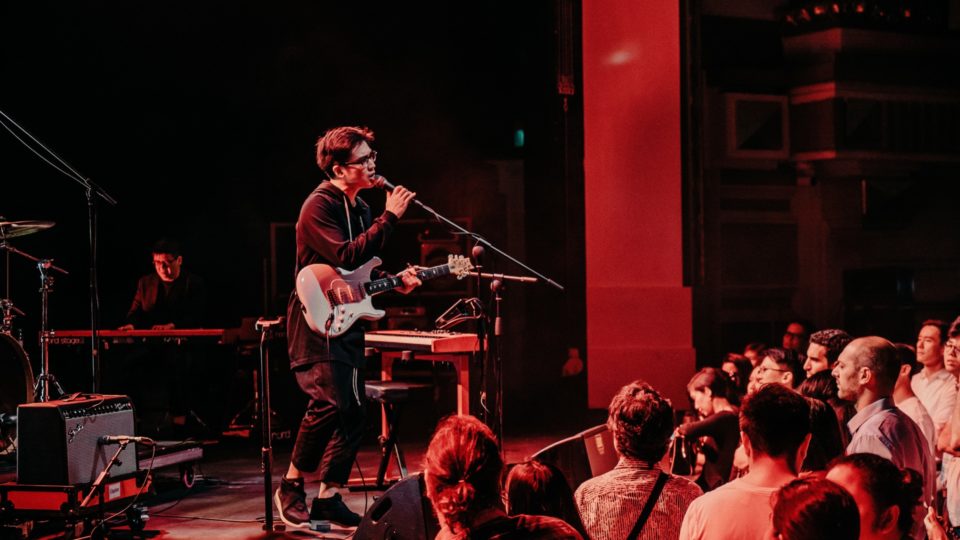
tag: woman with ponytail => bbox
[826,453,926,540]
[424,415,582,539]
[677,368,740,490]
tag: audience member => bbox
[912,320,956,438]
[746,364,762,395]
[891,343,936,455]
[505,461,586,537]
[770,476,859,540]
[677,368,740,491]
[424,415,582,539]
[804,328,853,378]
[937,316,960,535]
[782,320,812,356]
[575,380,701,540]
[832,337,935,506]
[743,342,767,367]
[720,354,752,403]
[801,397,845,472]
[679,384,811,540]
[757,348,805,389]
[925,506,952,540]
[798,370,855,447]
[826,453,925,540]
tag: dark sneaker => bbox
[274,476,309,529]
[309,493,361,528]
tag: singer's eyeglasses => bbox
[343,150,377,167]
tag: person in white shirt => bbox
[893,343,937,455]
[934,316,960,533]
[911,320,956,436]
[679,384,811,540]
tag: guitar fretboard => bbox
[364,264,450,295]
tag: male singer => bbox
[276,126,421,529]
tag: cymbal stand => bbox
[0,108,117,395]
[36,260,64,401]
[0,242,69,401]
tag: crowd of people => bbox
[421,316,960,539]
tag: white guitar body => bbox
[296,257,385,337]
[296,254,473,337]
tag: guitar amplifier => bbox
[17,394,137,485]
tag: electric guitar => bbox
[296,255,474,337]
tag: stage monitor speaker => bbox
[355,472,439,540]
[17,394,137,485]
[531,424,618,492]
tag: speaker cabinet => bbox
[17,395,137,485]
[531,424,618,492]
[356,473,439,540]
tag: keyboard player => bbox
[118,238,207,331]
[114,238,208,436]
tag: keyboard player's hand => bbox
[118,324,134,331]
[151,323,175,330]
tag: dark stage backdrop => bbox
[1,2,587,428]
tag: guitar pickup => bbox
[326,290,341,306]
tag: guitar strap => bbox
[342,195,367,243]
[343,197,353,241]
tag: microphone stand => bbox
[374,176,564,292]
[377,178,564,448]
[0,108,118,393]
[256,316,285,533]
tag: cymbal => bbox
[0,220,56,239]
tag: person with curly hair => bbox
[576,380,702,539]
[804,328,853,378]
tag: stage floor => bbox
[3,429,580,539]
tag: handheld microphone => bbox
[99,435,150,445]
[371,174,396,192]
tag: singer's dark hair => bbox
[315,126,375,177]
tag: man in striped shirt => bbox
[575,380,702,539]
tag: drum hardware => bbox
[0,332,34,455]
[0,298,25,335]
[1,108,118,397]
[36,259,67,401]
[0,219,56,240]
[0,239,69,402]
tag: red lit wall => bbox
[583,0,695,408]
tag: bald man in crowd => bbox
[832,336,936,511]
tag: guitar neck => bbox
[365,264,450,295]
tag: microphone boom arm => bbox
[373,175,564,291]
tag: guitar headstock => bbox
[447,255,474,279]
